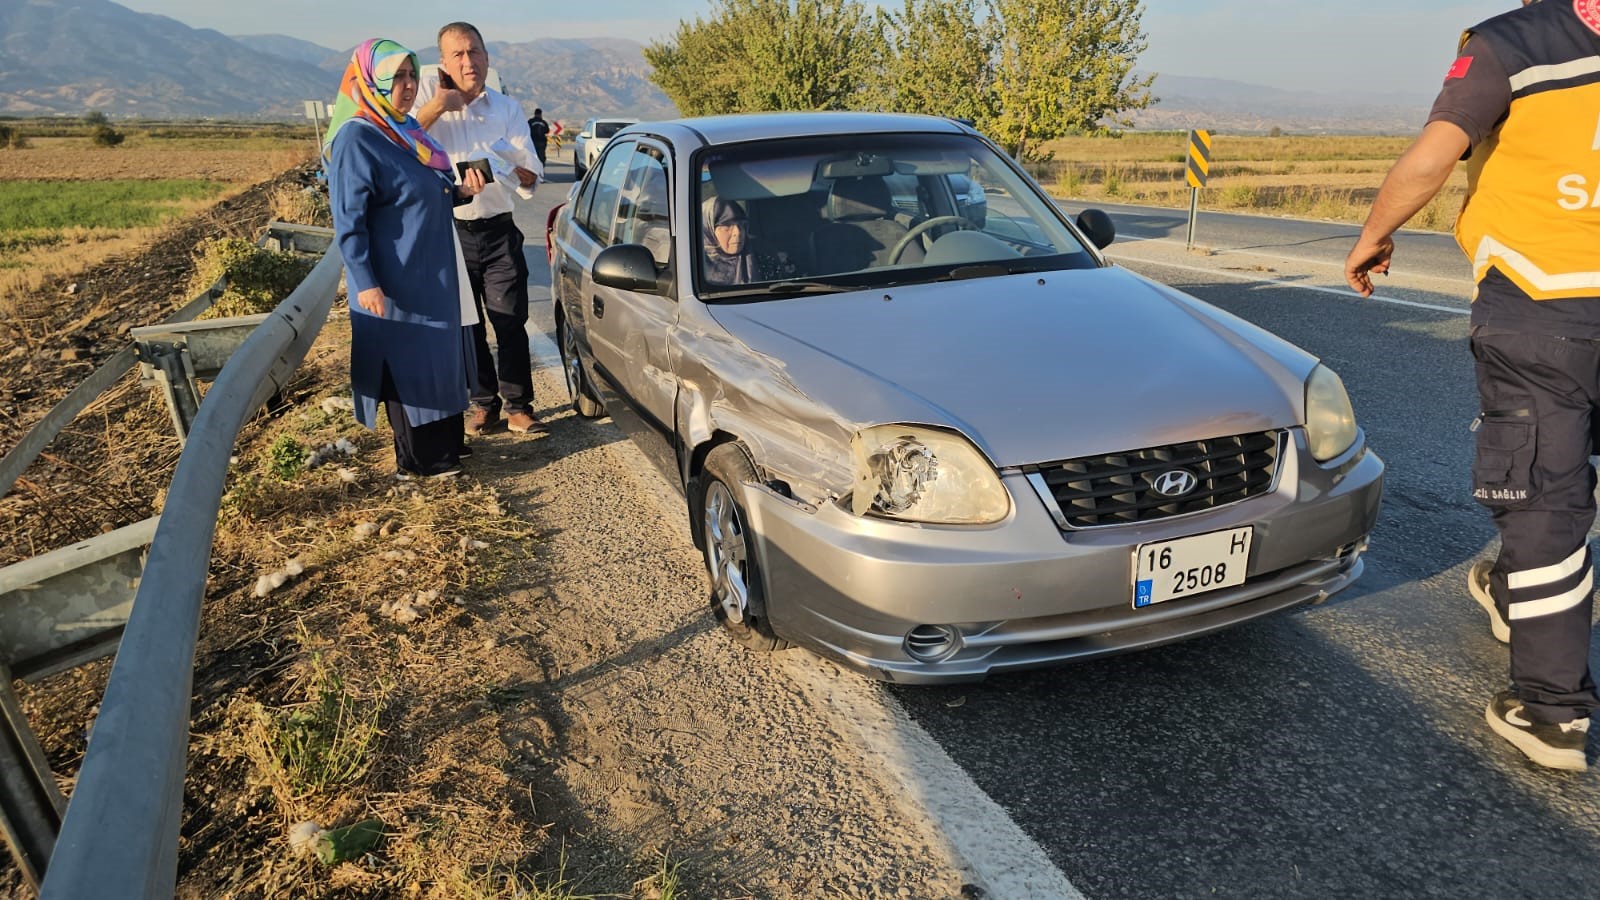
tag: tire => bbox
[558,313,605,419]
[700,444,790,652]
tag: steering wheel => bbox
[888,215,976,264]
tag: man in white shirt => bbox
[415,21,546,436]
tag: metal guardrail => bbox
[0,222,341,895]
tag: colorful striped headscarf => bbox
[322,38,450,174]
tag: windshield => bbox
[693,131,1097,299]
[594,121,632,139]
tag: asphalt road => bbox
[515,165,1600,898]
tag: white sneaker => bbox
[1468,560,1510,644]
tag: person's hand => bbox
[433,87,465,114]
[356,286,388,316]
[513,166,538,189]
[1344,234,1395,297]
[459,166,486,198]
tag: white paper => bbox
[488,138,540,199]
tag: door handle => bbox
[591,296,605,319]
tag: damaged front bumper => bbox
[740,437,1384,684]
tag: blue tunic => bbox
[329,120,471,429]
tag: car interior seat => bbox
[623,167,672,266]
[811,176,924,272]
[748,191,825,277]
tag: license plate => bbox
[1134,527,1253,608]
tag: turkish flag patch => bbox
[1577,0,1600,37]
[1446,56,1474,80]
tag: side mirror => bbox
[592,244,664,294]
[578,132,592,140]
[1075,208,1115,250]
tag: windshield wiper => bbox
[946,264,1011,280]
[762,280,854,295]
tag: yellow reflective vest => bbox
[1455,4,1600,301]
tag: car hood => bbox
[706,269,1317,468]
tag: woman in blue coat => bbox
[324,38,484,478]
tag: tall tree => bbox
[644,12,744,116]
[876,0,997,124]
[988,0,1154,160]
[646,0,886,116]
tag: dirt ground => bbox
[2,170,972,897]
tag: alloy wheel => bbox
[702,481,749,624]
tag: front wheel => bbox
[558,314,604,419]
[700,444,789,652]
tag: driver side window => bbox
[577,140,635,240]
[615,147,672,265]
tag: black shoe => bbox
[1467,560,1510,644]
[1485,690,1589,770]
[457,444,474,459]
[465,406,499,437]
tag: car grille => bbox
[1032,431,1282,528]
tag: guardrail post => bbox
[134,339,202,445]
[132,315,273,447]
[0,663,65,889]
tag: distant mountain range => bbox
[3,0,1429,135]
[1133,74,1433,135]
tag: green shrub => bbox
[90,124,125,147]
[244,659,382,799]
[266,434,306,481]
[191,237,315,317]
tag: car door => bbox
[557,138,633,402]
[584,140,682,482]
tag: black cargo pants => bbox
[1471,327,1600,724]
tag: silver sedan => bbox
[548,112,1384,683]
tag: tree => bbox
[84,110,109,126]
[646,0,886,116]
[876,0,997,124]
[988,0,1154,161]
[645,12,741,116]
[91,124,125,147]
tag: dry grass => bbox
[1032,131,1465,229]
[0,136,311,182]
[270,183,333,228]
[184,329,582,895]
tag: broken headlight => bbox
[850,425,1010,525]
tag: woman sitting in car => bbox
[700,197,797,286]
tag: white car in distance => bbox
[574,117,640,179]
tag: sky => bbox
[116,0,1516,96]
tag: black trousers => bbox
[455,213,533,416]
[380,364,463,476]
[1471,328,1600,724]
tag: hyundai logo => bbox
[1151,469,1199,498]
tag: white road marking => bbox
[1107,251,1470,316]
[526,315,1083,899]
[784,657,1087,900]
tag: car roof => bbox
[616,111,973,149]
